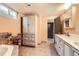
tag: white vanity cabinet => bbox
[55,35,64,56]
[55,35,73,56]
[55,34,79,56]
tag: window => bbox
[9,9,17,19]
[0,5,8,16]
[0,4,17,19]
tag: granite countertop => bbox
[56,34,79,51]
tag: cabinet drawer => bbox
[74,51,79,56]
[73,48,79,56]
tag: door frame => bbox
[20,17,23,45]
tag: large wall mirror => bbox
[64,7,72,28]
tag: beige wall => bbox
[0,13,23,36]
[37,15,47,44]
[74,5,79,34]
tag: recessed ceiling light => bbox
[27,4,31,6]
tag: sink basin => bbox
[74,42,79,46]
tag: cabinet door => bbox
[23,16,35,34]
[59,40,64,56]
[55,36,60,54]
[64,44,73,56]
[23,17,29,33]
[55,35,64,56]
[28,16,35,34]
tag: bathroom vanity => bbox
[55,34,79,56]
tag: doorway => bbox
[47,22,54,43]
[48,22,53,38]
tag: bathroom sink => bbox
[74,42,79,46]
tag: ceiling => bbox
[5,3,65,16]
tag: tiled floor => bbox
[49,43,59,56]
[48,39,54,43]
[19,42,59,56]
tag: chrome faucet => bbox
[65,32,70,37]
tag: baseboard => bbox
[22,44,35,48]
[41,41,47,43]
[37,43,41,45]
